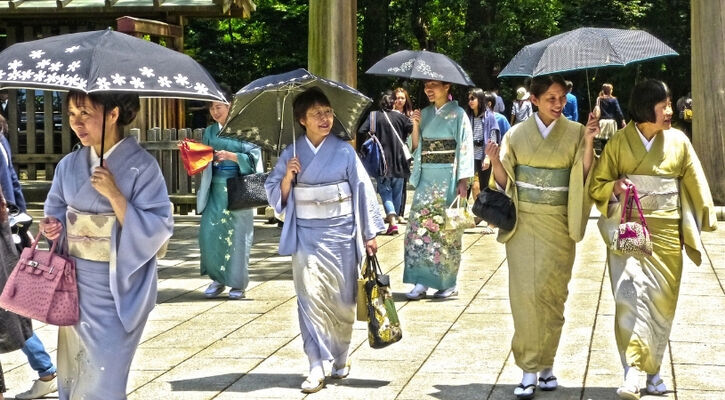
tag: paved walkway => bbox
[2,210,723,400]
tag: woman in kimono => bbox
[265,87,384,393]
[0,187,34,400]
[39,91,173,400]
[590,79,716,400]
[197,97,263,299]
[485,74,599,399]
[403,80,474,300]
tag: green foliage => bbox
[184,0,308,91]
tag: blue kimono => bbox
[265,135,384,364]
[44,137,173,400]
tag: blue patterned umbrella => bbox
[0,28,225,102]
[219,68,372,155]
[498,27,678,77]
[365,49,475,86]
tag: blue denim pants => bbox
[376,177,404,217]
[21,333,56,377]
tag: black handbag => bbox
[472,187,516,231]
[227,172,270,210]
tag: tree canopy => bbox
[185,0,691,120]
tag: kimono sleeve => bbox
[590,133,622,217]
[346,146,385,242]
[110,157,173,332]
[455,112,474,181]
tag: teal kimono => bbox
[197,123,263,289]
[403,101,474,290]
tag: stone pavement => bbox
[2,210,723,400]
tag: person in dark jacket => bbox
[358,91,413,235]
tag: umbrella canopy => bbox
[219,68,372,155]
[365,49,475,86]
[0,28,225,102]
[498,27,678,77]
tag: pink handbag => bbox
[0,231,79,326]
[612,185,653,257]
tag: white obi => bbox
[294,181,353,219]
[627,174,679,213]
[66,207,115,262]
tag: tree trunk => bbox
[691,0,725,204]
[308,0,358,87]
[359,0,390,97]
[410,0,432,50]
[462,0,497,89]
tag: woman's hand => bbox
[484,141,500,163]
[214,150,238,163]
[612,177,633,196]
[411,109,421,125]
[91,166,122,200]
[365,238,378,256]
[457,178,468,198]
[482,156,491,170]
[39,216,63,241]
[585,111,600,142]
[284,157,301,183]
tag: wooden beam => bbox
[104,0,119,6]
[8,0,25,10]
[116,16,183,40]
[56,0,72,9]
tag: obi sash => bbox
[421,138,457,164]
[66,207,115,262]
[627,174,679,215]
[294,181,353,219]
[515,165,570,206]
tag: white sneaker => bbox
[204,281,225,298]
[16,376,58,399]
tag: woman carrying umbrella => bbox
[265,87,384,393]
[485,74,599,399]
[39,91,173,399]
[590,79,716,399]
[197,88,263,300]
[403,79,474,300]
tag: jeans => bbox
[21,333,56,378]
[376,177,404,217]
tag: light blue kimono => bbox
[265,135,384,364]
[197,123,262,290]
[44,137,173,400]
[403,101,474,290]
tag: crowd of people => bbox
[0,72,716,400]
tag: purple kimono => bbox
[265,135,384,364]
[44,137,173,399]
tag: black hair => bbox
[628,79,671,124]
[528,75,567,98]
[466,87,486,117]
[66,91,140,127]
[213,82,234,106]
[379,90,394,111]
[483,91,497,111]
[292,87,331,130]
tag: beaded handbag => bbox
[612,185,653,257]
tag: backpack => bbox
[359,112,387,177]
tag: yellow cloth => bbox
[491,116,594,372]
[590,122,716,373]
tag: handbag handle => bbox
[620,184,648,228]
[26,230,60,258]
[448,195,462,209]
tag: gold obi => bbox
[421,139,457,164]
[66,207,116,262]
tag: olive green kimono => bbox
[493,115,593,373]
[590,122,716,373]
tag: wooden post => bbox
[691,0,725,204]
[308,0,358,87]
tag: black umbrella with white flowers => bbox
[0,28,225,102]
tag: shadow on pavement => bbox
[169,373,390,392]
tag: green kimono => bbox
[493,115,593,373]
[590,122,716,374]
[403,101,474,290]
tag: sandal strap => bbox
[538,375,557,383]
[516,383,536,390]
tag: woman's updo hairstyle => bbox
[528,74,567,98]
[67,91,140,127]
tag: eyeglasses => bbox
[468,97,476,101]
[306,108,334,121]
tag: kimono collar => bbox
[434,101,455,115]
[534,113,558,138]
[90,137,127,168]
[634,123,656,152]
[304,134,328,154]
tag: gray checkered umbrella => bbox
[499,27,678,77]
